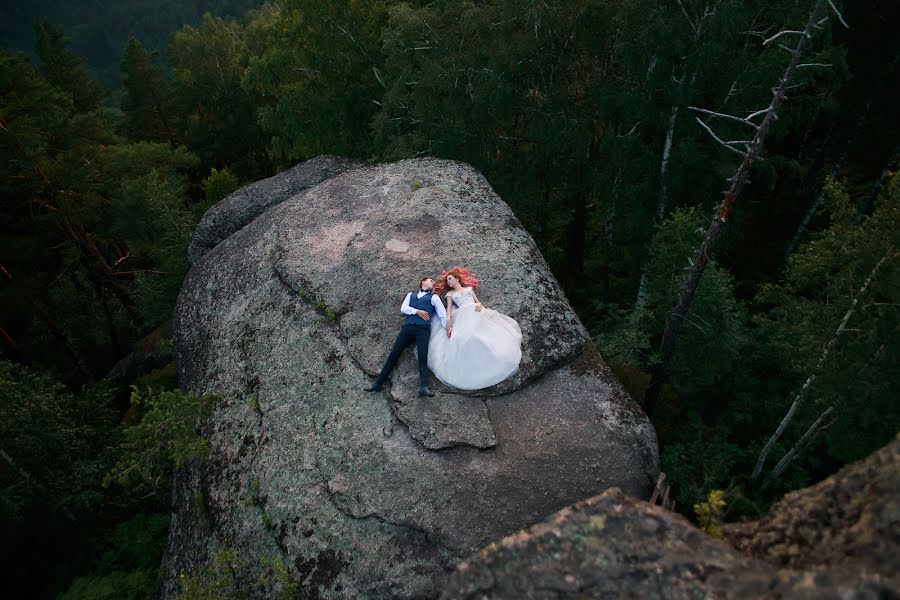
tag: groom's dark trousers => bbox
[374,322,430,388]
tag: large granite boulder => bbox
[441,435,900,599]
[160,157,658,599]
[187,155,363,265]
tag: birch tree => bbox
[752,249,892,481]
[635,1,722,309]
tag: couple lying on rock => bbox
[364,267,523,397]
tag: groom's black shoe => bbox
[364,382,383,392]
[418,385,435,397]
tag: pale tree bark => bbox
[636,1,721,309]
[760,405,835,490]
[643,0,841,416]
[602,172,620,295]
[751,248,892,481]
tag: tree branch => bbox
[674,0,698,33]
[827,0,849,28]
[688,106,759,129]
[763,30,808,45]
[761,406,835,490]
[694,117,750,157]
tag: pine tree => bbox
[33,20,107,112]
[120,37,178,146]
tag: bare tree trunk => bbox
[785,127,839,257]
[148,85,177,148]
[635,1,720,309]
[656,105,679,222]
[602,172,620,296]
[786,190,825,257]
[760,405,835,490]
[60,219,142,324]
[751,249,892,480]
[643,0,830,416]
[0,327,21,360]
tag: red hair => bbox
[434,266,479,296]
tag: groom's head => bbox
[420,276,435,292]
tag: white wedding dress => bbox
[427,287,522,390]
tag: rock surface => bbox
[723,432,900,589]
[161,157,658,599]
[187,155,363,265]
[440,435,900,599]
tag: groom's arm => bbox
[400,292,416,315]
[432,295,448,328]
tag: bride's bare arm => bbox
[445,295,453,337]
[471,289,483,311]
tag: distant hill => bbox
[0,0,266,88]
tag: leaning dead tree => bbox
[641,0,848,415]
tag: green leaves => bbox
[120,37,177,145]
[243,0,392,162]
[33,19,108,112]
[105,384,220,498]
[0,360,118,523]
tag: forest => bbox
[1,0,897,597]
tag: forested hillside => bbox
[1,1,266,88]
[1,0,897,597]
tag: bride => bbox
[427,267,522,390]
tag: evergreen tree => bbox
[120,37,178,145]
[33,19,107,111]
[168,13,270,179]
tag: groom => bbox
[364,276,448,397]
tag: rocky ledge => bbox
[440,434,900,599]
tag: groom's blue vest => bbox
[405,290,436,326]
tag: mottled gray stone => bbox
[160,157,658,599]
[442,437,900,600]
[187,155,363,265]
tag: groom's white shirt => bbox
[401,290,448,328]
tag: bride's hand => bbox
[446,325,452,337]
[474,302,483,312]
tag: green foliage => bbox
[659,412,743,513]
[105,385,220,498]
[110,169,198,325]
[169,14,272,178]
[59,513,170,600]
[177,547,299,600]
[202,167,242,207]
[1,1,898,593]
[750,173,899,483]
[33,20,107,112]
[1,2,267,89]
[0,360,118,522]
[58,569,157,600]
[597,206,747,395]
[315,300,338,322]
[242,0,391,161]
[120,37,178,144]
[178,547,239,600]
[1,42,200,377]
